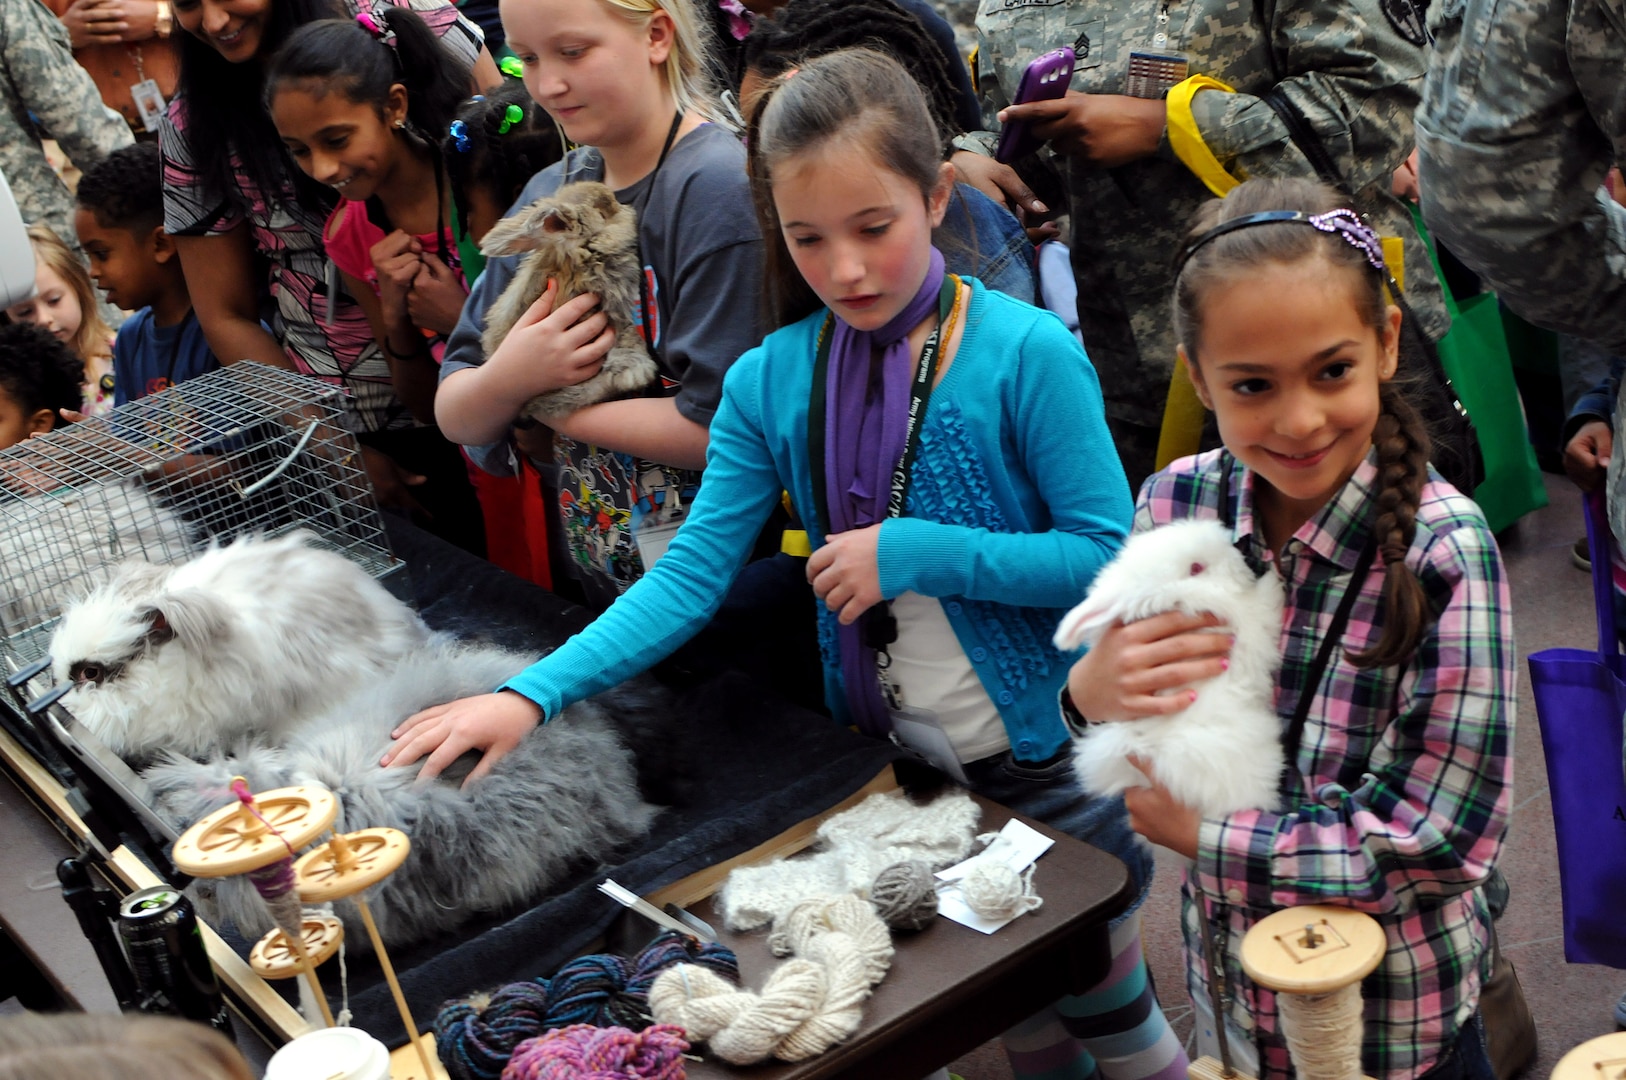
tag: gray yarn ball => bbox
[869,860,939,931]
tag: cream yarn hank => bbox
[649,894,894,1065]
[1276,986,1364,1080]
[957,862,1042,920]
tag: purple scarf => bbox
[824,247,946,735]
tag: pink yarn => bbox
[500,1025,689,1080]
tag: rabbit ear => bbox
[1053,596,1117,651]
[479,201,555,257]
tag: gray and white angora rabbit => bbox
[142,637,665,949]
[478,181,657,421]
[1053,519,1286,820]
[48,531,429,759]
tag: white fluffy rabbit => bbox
[49,531,429,759]
[1054,519,1286,819]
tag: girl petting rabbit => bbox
[1068,177,1513,1080]
[388,48,1189,1080]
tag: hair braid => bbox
[1349,381,1433,669]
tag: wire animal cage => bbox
[0,362,402,674]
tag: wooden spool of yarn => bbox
[1552,1032,1626,1080]
[172,782,340,1027]
[293,827,436,1080]
[251,916,344,979]
[1187,906,1384,1080]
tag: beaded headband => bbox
[1173,209,1387,279]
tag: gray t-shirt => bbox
[440,121,763,606]
[440,121,763,473]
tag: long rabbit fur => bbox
[142,636,662,948]
[1054,520,1286,819]
[49,531,429,758]
[1,479,195,636]
[479,181,657,420]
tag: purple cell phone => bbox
[994,47,1077,164]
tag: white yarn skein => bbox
[1276,985,1365,1080]
[958,862,1043,920]
[649,895,894,1065]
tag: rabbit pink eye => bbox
[1189,562,1205,576]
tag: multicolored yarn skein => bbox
[435,932,736,1080]
[501,1024,689,1080]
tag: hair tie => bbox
[499,55,524,78]
[497,104,524,134]
[355,8,397,47]
[1173,208,1387,279]
[450,119,471,152]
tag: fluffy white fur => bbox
[0,480,195,636]
[49,531,428,758]
[1054,520,1286,818]
[142,637,662,948]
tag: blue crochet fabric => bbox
[503,278,1133,761]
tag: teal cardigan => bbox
[503,278,1133,761]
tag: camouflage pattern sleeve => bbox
[1416,0,1626,352]
[0,0,131,248]
[1185,0,1427,197]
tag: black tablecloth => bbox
[325,520,900,1045]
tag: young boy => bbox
[74,142,218,405]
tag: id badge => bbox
[1124,51,1189,98]
[890,705,971,785]
[130,78,167,132]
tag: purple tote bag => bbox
[1527,490,1626,968]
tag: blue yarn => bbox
[433,932,739,1080]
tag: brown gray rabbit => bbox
[479,181,658,421]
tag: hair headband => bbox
[1174,208,1386,279]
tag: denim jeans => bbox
[1417,1013,1496,1080]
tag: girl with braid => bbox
[1067,178,1513,1079]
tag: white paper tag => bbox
[130,79,167,132]
[889,706,970,784]
[933,819,1055,934]
[632,518,681,571]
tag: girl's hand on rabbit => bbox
[1067,611,1232,722]
[1123,754,1200,858]
[382,690,543,789]
[808,525,884,625]
[488,279,614,400]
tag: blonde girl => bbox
[1068,177,1513,1079]
[432,0,765,609]
[5,225,115,416]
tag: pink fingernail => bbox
[1188,690,1199,703]
[1219,658,1229,671]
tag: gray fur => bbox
[0,480,195,637]
[479,181,657,420]
[143,638,660,949]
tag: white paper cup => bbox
[264,1027,392,1080]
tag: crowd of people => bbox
[0,0,1621,1072]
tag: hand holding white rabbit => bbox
[1066,610,1232,723]
[1055,520,1286,822]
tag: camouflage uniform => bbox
[0,0,131,251]
[960,0,1447,468]
[1416,0,1626,354]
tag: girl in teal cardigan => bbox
[385,49,1187,1080]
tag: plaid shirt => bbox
[1138,449,1514,1080]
